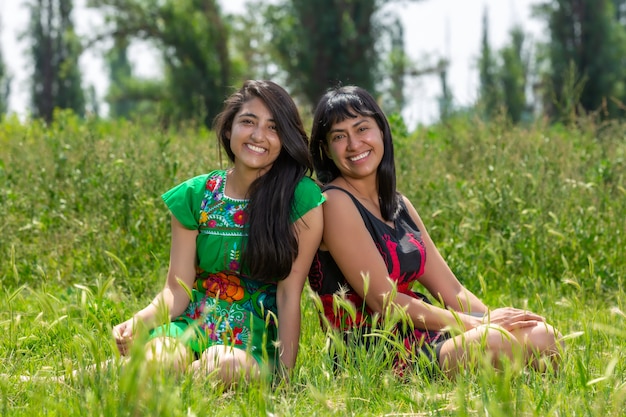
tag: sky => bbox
[0,0,545,127]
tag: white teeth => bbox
[350,151,369,162]
[247,144,265,153]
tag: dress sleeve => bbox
[161,173,210,230]
[290,176,325,222]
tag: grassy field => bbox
[1,110,625,416]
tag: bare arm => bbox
[113,216,198,353]
[322,190,482,332]
[135,215,198,324]
[401,196,487,314]
[276,205,323,369]
[402,197,545,330]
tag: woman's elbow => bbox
[365,294,390,316]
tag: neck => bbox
[226,167,262,199]
[339,176,379,204]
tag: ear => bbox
[225,130,231,140]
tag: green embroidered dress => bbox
[153,170,323,365]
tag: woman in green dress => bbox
[112,80,324,385]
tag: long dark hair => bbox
[310,85,399,221]
[213,80,313,282]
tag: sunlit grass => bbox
[1,110,625,415]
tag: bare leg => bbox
[143,336,192,373]
[438,324,522,378]
[510,322,563,371]
[192,345,260,387]
[10,357,127,383]
[12,337,190,383]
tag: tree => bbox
[105,37,134,118]
[477,7,501,119]
[264,0,423,109]
[103,37,163,119]
[614,0,626,24]
[379,14,407,114]
[437,61,453,121]
[229,1,281,83]
[0,22,11,116]
[534,0,626,119]
[28,0,85,122]
[498,27,529,123]
[87,0,236,126]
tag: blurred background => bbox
[1,0,624,129]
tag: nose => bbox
[250,125,262,141]
[346,134,358,150]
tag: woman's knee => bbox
[144,336,191,371]
[512,323,564,355]
[480,325,522,355]
[438,325,521,373]
[199,346,259,385]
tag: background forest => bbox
[1,1,626,416]
[1,0,626,126]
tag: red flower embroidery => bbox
[233,210,247,225]
[231,327,244,345]
[207,179,218,191]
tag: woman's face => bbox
[325,114,384,180]
[227,97,282,176]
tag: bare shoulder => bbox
[323,187,356,209]
[321,187,367,239]
[399,194,427,230]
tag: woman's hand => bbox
[112,318,136,356]
[483,307,545,331]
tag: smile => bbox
[349,151,370,162]
[246,143,266,153]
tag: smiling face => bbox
[325,113,384,181]
[227,97,282,176]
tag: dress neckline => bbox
[324,185,396,231]
[220,170,248,202]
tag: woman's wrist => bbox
[133,305,158,327]
[462,311,486,330]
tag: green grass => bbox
[1,110,625,416]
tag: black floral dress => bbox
[309,186,447,371]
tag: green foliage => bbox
[264,0,376,107]
[478,11,529,124]
[104,37,147,119]
[378,15,408,114]
[264,0,421,110]
[1,114,626,415]
[228,1,281,83]
[0,27,10,116]
[27,0,85,122]
[88,0,240,127]
[534,0,626,120]
[397,115,625,298]
[478,8,501,119]
[0,110,214,294]
[499,27,529,124]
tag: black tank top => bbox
[308,186,427,326]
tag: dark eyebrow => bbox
[236,112,258,119]
[328,118,369,135]
[236,112,276,123]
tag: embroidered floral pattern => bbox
[184,297,252,349]
[233,209,247,225]
[198,172,249,237]
[193,267,277,321]
[199,272,245,302]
